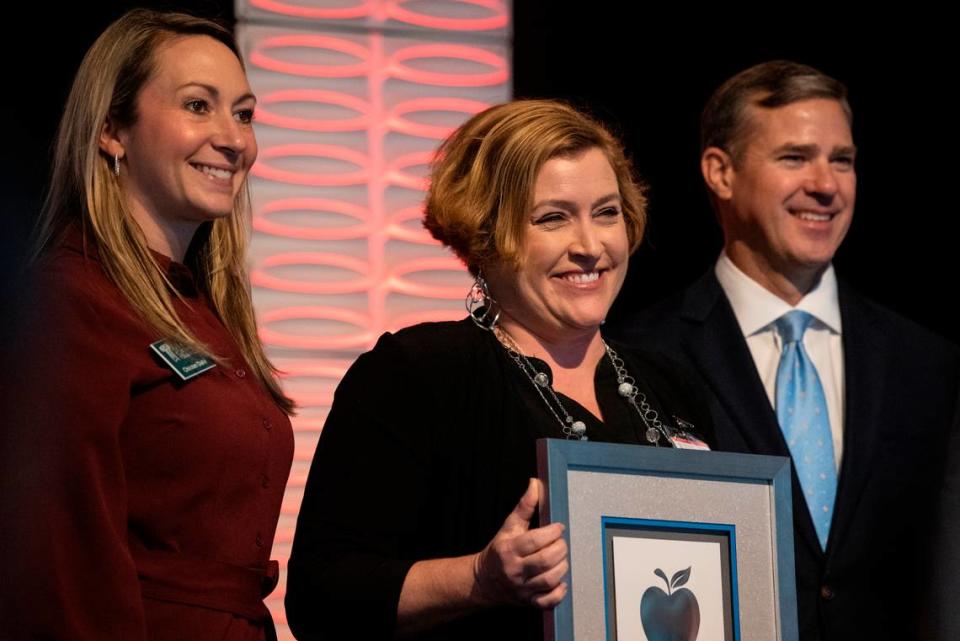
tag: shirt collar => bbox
[61,224,199,298]
[714,252,842,337]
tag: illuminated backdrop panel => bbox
[235,1,512,635]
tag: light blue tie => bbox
[775,310,837,550]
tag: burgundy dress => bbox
[0,231,293,640]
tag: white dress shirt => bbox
[715,253,845,469]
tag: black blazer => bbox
[610,270,960,641]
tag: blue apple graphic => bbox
[639,566,700,641]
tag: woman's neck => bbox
[125,197,201,263]
[494,315,607,423]
[495,315,605,373]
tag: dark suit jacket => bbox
[609,270,960,641]
[926,387,960,640]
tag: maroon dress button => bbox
[820,585,835,600]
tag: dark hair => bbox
[701,60,851,163]
[424,99,646,274]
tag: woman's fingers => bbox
[510,521,564,556]
[473,479,570,608]
[515,531,567,577]
[530,581,568,609]
[490,523,565,582]
[523,557,569,595]
[499,478,540,533]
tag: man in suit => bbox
[612,61,960,640]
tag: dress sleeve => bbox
[0,263,145,639]
[286,331,438,640]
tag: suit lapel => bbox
[678,272,786,453]
[677,271,824,557]
[826,283,886,554]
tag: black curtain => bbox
[514,5,958,344]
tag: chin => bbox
[790,249,838,270]
[560,312,608,332]
[194,201,236,220]
[187,187,240,216]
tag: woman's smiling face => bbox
[488,146,629,342]
[111,35,257,242]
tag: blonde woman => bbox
[0,10,293,640]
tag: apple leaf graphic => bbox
[670,566,692,589]
[654,568,669,585]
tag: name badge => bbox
[668,433,711,451]
[667,416,711,451]
[150,340,216,380]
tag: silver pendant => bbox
[571,420,587,437]
[533,372,549,387]
[646,427,660,444]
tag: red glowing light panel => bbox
[235,2,511,636]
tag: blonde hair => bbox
[424,99,646,274]
[35,9,293,413]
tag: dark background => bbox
[4,4,955,344]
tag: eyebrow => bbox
[177,82,257,105]
[772,143,817,155]
[532,193,621,211]
[772,143,857,156]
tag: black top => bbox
[285,318,713,641]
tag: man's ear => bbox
[701,146,735,201]
[99,117,124,160]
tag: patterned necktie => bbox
[775,310,837,550]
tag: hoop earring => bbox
[465,269,500,331]
[113,153,121,177]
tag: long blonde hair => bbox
[35,9,293,413]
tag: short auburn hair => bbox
[424,99,646,274]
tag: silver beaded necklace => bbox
[602,342,672,445]
[495,327,671,445]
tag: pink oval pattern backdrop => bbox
[235,1,512,635]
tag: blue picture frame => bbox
[537,438,797,641]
